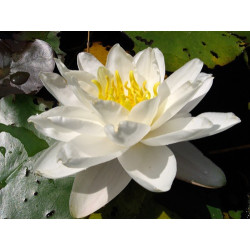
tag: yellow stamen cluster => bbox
[91,70,160,110]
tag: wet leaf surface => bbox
[0,39,54,97]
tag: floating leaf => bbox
[0,95,54,148]
[206,205,223,219]
[45,32,65,59]
[228,210,243,219]
[0,39,54,97]
[126,31,245,72]
[0,132,73,219]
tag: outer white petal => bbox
[166,58,203,93]
[35,142,84,179]
[196,112,241,137]
[28,106,104,141]
[128,97,160,125]
[179,73,214,113]
[69,159,131,218]
[152,81,202,130]
[142,116,213,146]
[135,47,161,93]
[93,100,129,125]
[169,142,227,188]
[57,134,127,169]
[77,52,103,77]
[104,121,150,147]
[54,58,70,77]
[118,143,177,192]
[39,72,83,107]
[157,81,171,105]
[106,44,134,83]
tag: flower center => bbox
[91,70,160,110]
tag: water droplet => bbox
[46,210,55,218]
[34,191,38,196]
[25,168,30,177]
[24,198,28,202]
[36,180,41,184]
[10,71,30,85]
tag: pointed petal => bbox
[169,142,227,188]
[93,100,129,125]
[153,48,166,82]
[151,81,202,130]
[104,121,150,147]
[135,47,161,93]
[179,73,214,113]
[166,58,203,93]
[142,116,213,146]
[54,58,70,77]
[77,52,103,77]
[197,112,241,137]
[69,159,131,218]
[39,72,83,107]
[118,143,177,192]
[106,44,134,83]
[28,106,104,141]
[57,135,126,169]
[128,97,160,125]
[35,142,84,179]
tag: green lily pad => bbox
[0,95,54,155]
[126,31,245,72]
[228,210,243,219]
[207,205,223,219]
[0,132,74,219]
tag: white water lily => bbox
[28,44,240,218]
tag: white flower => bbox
[28,44,240,218]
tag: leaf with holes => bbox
[126,31,245,72]
[0,132,74,219]
[0,39,54,97]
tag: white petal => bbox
[179,73,214,113]
[153,48,166,82]
[118,143,177,192]
[133,50,143,64]
[39,72,83,107]
[106,44,134,83]
[93,100,129,125]
[157,81,171,105]
[135,47,161,93]
[35,142,84,179]
[64,73,97,112]
[28,106,104,141]
[128,97,160,125]
[197,112,241,137]
[69,159,131,218]
[77,52,103,77]
[152,81,202,130]
[57,134,127,169]
[169,142,227,188]
[65,71,99,97]
[166,58,203,93]
[142,116,213,146]
[54,58,70,77]
[104,121,150,147]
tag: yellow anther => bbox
[91,80,103,99]
[153,82,160,97]
[91,70,161,110]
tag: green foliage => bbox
[228,210,243,219]
[45,32,65,58]
[126,31,245,72]
[206,205,223,219]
